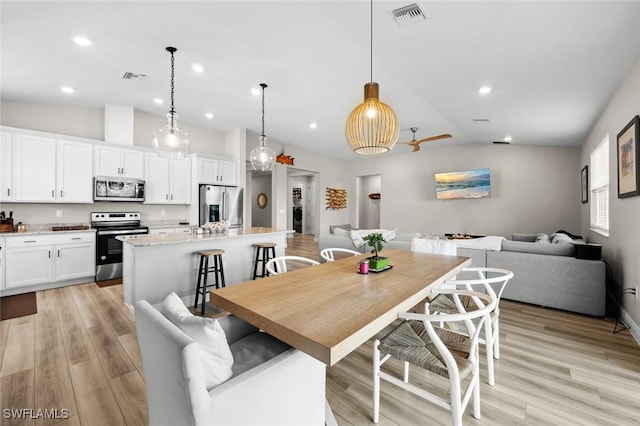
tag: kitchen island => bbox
[118,227,291,307]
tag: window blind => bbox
[590,136,609,236]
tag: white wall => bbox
[350,144,581,238]
[580,56,640,327]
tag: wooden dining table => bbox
[210,249,471,367]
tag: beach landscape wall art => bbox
[435,168,491,200]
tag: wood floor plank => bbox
[34,310,62,352]
[0,319,35,377]
[0,369,35,426]
[86,323,135,380]
[108,370,148,426]
[68,358,125,426]
[88,285,135,337]
[34,343,78,422]
[117,333,144,376]
[68,284,103,329]
[54,287,97,366]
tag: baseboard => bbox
[620,307,640,346]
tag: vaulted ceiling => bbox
[1,1,639,159]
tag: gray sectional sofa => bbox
[317,227,605,316]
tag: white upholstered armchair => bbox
[135,299,326,426]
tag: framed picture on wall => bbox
[581,165,588,204]
[617,115,640,198]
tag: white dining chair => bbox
[429,267,514,386]
[320,247,361,262]
[373,290,497,426]
[265,255,319,275]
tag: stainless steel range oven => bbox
[91,212,148,282]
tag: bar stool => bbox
[252,242,277,279]
[194,249,226,316]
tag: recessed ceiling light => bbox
[504,135,513,142]
[60,86,75,94]
[251,88,260,96]
[73,36,92,46]
[192,64,204,73]
[478,86,492,95]
[153,98,163,105]
[205,113,214,120]
[309,122,317,130]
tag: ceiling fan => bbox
[397,127,452,152]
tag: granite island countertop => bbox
[117,227,293,247]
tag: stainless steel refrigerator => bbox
[199,185,243,228]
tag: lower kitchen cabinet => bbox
[3,232,95,291]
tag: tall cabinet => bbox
[145,153,191,204]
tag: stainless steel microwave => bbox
[94,176,145,202]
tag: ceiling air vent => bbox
[391,3,427,26]
[493,141,510,145]
[122,72,148,81]
[472,118,491,123]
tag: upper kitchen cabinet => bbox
[13,133,57,202]
[94,145,144,179]
[144,153,191,204]
[197,156,237,186]
[0,131,12,201]
[56,140,93,203]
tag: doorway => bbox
[287,169,317,235]
[247,168,272,227]
[357,174,381,229]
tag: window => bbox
[590,136,609,236]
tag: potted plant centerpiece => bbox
[362,232,389,271]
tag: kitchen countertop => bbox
[117,227,293,247]
[0,228,95,236]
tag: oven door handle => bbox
[97,229,148,236]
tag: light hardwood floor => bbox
[1,233,638,425]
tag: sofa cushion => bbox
[333,227,350,237]
[229,332,291,377]
[329,224,351,234]
[501,240,574,256]
[161,293,234,390]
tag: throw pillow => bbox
[334,227,350,237]
[535,233,551,244]
[161,293,234,389]
[551,232,574,245]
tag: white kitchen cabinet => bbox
[197,157,237,186]
[5,235,55,288]
[145,153,191,204]
[13,133,57,202]
[4,232,95,290]
[94,145,144,178]
[0,132,12,201]
[56,139,93,202]
[55,242,95,281]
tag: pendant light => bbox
[345,0,399,155]
[153,46,191,158]
[250,83,276,171]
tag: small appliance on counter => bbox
[0,211,14,232]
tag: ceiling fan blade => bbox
[414,133,452,144]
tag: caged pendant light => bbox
[153,46,191,158]
[249,83,276,171]
[345,0,399,155]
